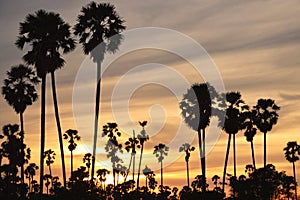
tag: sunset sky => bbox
[1,0,300,192]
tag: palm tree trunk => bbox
[40,74,46,194]
[222,134,232,192]
[233,134,236,178]
[197,129,203,175]
[51,72,67,187]
[113,169,116,187]
[161,159,163,192]
[137,144,144,188]
[125,154,133,181]
[264,132,267,168]
[91,61,102,182]
[71,151,73,179]
[133,153,135,182]
[186,160,190,188]
[201,128,206,193]
[49,165,52,188]
[293,161,297,200]
[250,140,256,169]
[20,112,25,184]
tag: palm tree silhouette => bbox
[25,163,39,193]
[221,92,248,193]
[43,149,55,184]
[96,168,110,190]
[243,110,257,169]
[16,10,75,190]
[284,141,300,199]
[83,153,92,179]
[74,2,126,180]
[253,98,279,168]
[102,122,123,187]
[137,121,149,188]
[2,64,39,183]
[179,143,195,188]
[125,130,140,183]
[153,143,169,192]
[63,129,80,178]
[180,82,219,192]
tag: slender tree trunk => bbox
[233,134,236,178]
[137,144,144,188]
[264,132,267,168]
[51,72,67,187]
[113,169,116,187]
[125,154,133,181]
[293,161,297,200]
[133,153,135,182]
[197,129,203,175]
[39,74,46,194]
[71,151,73,179]
[222,134,232,192]
[250,141,256,169]
[161,159,163,192]
[49,165,52,188]
[201,128,206,193]
[186,160,190,188]
[91,61,102,182]
[20,112,25,184]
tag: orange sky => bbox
[0,0,300,193]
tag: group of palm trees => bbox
[1,1,299,199]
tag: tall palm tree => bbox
[179,143,195,188]
[137,121,149,188]
[153,143,169,192]
[43,149,55,180]
[2,64,39,183]
[102,122,123,187]
[221,92,248,192]
[284,141,300,199]
[253,98,279,168]
[243,110,257,169]
[16,10,75,190]
[83,153,92,178]
[74,2,126,180]
[125,130,140,183]
[180,82,219,192]
[63,129,80,177]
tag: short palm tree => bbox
[153,143,169,192]
[43,149,55,180]
[179,143,195,188]
[16,10,75,190]
[25,163,39,193]
[2,64,39,183]
[83,153,93,178]
[253,98,279,168]
[284,141,300,199]
[180,83,219,192]
[221,92,248,192]
[97,168,110,190]
[63,129,80,177]
[124,130,140,183]
[243,110,257,169]
[137,121,149,188]
[74,2,126,180]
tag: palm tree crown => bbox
[284,141,300,163]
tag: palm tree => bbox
[243,110,257,169]
[180,82,219,192]
[102,122,123,187]
[124,130,140,183]
[43,149,55,181]
[83,153,93,179]
[212,175,221,191]
[74,2,126,180]
[63,129,80,177]
[284,141,300,199]
[96,168,110,190]
[153,143,169,192]
[2,64,39,183]
[25,163,39,193]
[179,143,195,188]
[253,98,279,168]
[221,92,248,192]
[137,121,149,188]
[16,10,76,190]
